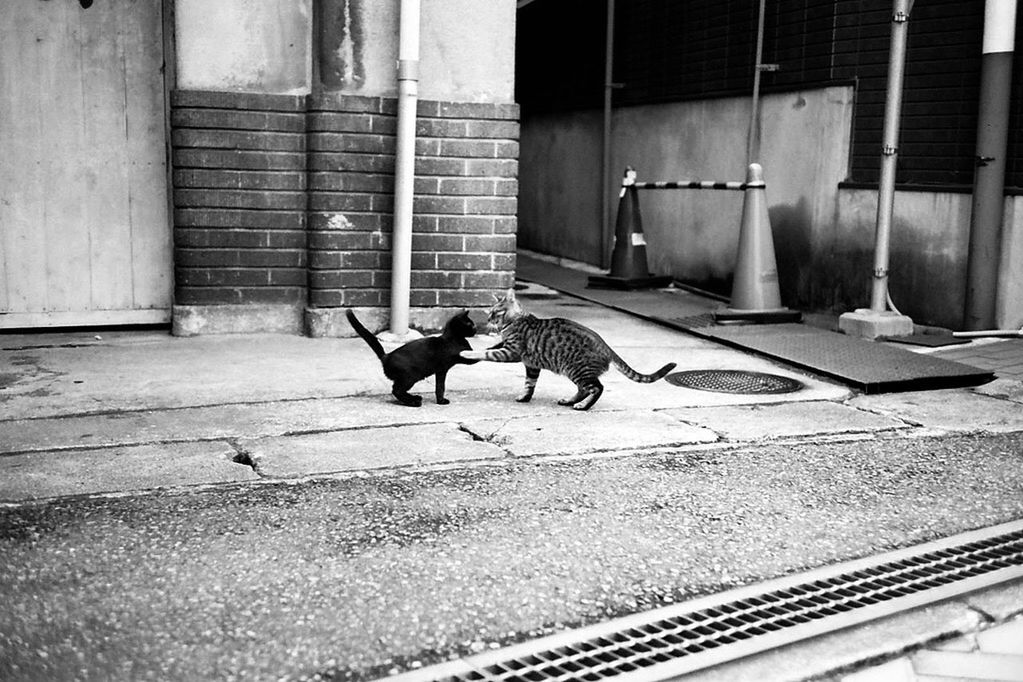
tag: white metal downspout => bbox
[389,0,421,336]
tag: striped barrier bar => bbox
[632,179,759,190]
[619,168,765,191]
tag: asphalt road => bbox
[2,432,1022,681]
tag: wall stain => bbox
[318,0,365,90]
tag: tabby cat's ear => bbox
[505,288,517,301]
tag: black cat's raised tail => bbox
[346,310,386,360]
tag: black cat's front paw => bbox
[436,397,450,405]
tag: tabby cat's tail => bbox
[611,354,677,383]
[346,309,387,361]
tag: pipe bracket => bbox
[397,59,419,81]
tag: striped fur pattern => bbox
[462,289,677,410]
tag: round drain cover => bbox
[665,369,804,394]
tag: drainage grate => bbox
[380,520,1023,682]
[665,369,804,394]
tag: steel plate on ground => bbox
[663,322,995,394]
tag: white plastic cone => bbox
[715,163,800,323]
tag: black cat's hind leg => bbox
[391,381,423,407]
[517,366,541,403]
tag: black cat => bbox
[346,309,479,407]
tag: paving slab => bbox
[242,424,507,478]
[0,395,561,455]
[660,401,910,442]
[0,441,254,502]
[841,604,1023,681]
[967,581,1023,622]
[0,332,362,419]
[975,377,1023,404]
[910,649,1023,679]
[461,411,718,457]
[849,388,1023,434]
[977,616,1023,655]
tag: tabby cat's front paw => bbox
[460,350,485,360]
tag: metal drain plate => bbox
[665,369,804,394]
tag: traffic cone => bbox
[588,168,673,290]
[714,163,801,323]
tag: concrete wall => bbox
[519,87,854,293]
[833,189,972,328]
[519,85,1023,329]
[175,0,516,103]
[170,0,520,335]
[996,197,1023,329]
[319,0,516,103]
[517,109,604,265]
[175,0,313,95]
[832,191,1023,330]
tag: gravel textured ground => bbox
[2,432,1022,681]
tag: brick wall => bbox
[171,91,309,310]
[307,94,519,319]
[170,90,519,336]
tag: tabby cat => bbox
[347,309,478,407]
[461,289,676,410]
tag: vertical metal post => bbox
[389,0,421,336]
[600,0,616,270]
[747,0,767,164]
[963,0,1017,330]
[869,0,912,313]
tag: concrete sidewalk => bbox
[3,288,1023,503]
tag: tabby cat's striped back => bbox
[466,289,676,410]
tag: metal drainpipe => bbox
[869,0,913,313]
[600,0,616,271]
[746,0,767,164]
[389,0,421,336]
[963,0,1017,331]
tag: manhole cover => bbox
[665,369,804,394]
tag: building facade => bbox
[1,0,519,336]
[516,0,1023,331]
